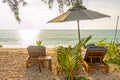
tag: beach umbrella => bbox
[47,4,110,42]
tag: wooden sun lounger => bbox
[83,46,109,73]
[26,46,52,72]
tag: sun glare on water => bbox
[19,30,40,45]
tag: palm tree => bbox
[2,0,83,23]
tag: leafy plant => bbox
[36,40,42,46]
[93,38,107,46]
[0,45,2,48]
[104,41,120,66]
[105,42,117,60]
[55,35,92,80]
[74,76,88,80]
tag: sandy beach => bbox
[0,47,120,80]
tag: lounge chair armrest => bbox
[26,56,30,59]
[82,60,89,73]
[26,56,38,60]
[82,60,88,67]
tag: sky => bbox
[0,0,120,30]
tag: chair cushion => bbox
[87,46,107,51]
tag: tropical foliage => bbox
[93,38,107,46]
[36,40,42,46]
[105,42,120,66]
[0,45,2,48]
[55,35,92,80]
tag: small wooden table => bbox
[38,56,52,72]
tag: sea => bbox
[0,29,120,48]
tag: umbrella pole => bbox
[114,16,119,44]
[77,20,80,42]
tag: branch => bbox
[41,0,83,13]
[2,0,27,23]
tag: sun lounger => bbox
[83,46,109,73]
[26,46,52,72]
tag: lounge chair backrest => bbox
[84,46,107,64]
[27,46,46,58]
[84,43,96,48]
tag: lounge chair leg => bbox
[26,61,29,68]
[49,60,52,71]
[38,62,41,72]
[106,66,109,73]
[41,61,45,68]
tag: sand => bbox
[0,48,120,80]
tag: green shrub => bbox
[55,35,92,80]
[73,76,88,80]
[0,45,2,48]
[92,38,107,46]
[36,40,42,46]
